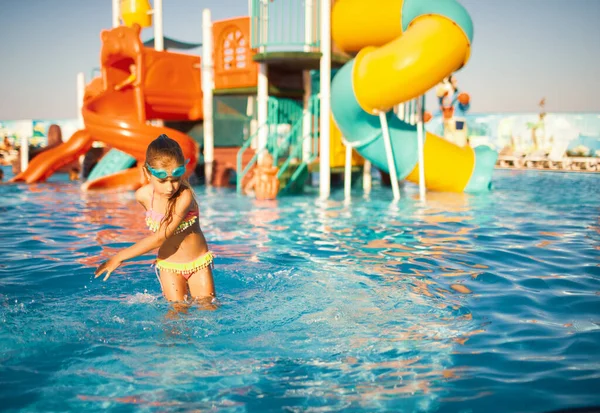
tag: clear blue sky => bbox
[1,0,599,120]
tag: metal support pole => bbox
[112,0,120,27]
[397,103,405,121]
[363,160,372,194]
[257,64,268,158]
[202,9,214,185]
[319,0,331,199]
[143,0,164,127]
[256,0,269,160]
[302,71,312,162]
[416,95,426,201]
[304,0,314,52]
[20,133,29,173]
[344,142,352,200]
[153,0,164,51]
[379,111,400,200]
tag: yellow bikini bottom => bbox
[155,251,214,280]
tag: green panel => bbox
[213,96,252,147]
[87,149,136,181]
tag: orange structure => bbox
[210,17,262,188]
[13,12,358,195]
[13,24,202,190]
[211,15,362,193]
[213,17,258,91]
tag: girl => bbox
[95,134,216,303]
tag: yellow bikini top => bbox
[145,191,198,235]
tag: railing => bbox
[250,0,320,52]
[236,122,267,194]
[275,95,320,193]
[236,96,305,193]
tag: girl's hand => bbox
[95,257,122,281]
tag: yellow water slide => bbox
[330,0,497,193]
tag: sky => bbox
[1,0,599,120]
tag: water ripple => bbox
[0,170,599,412]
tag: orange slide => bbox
[12,24,203,191]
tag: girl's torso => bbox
[142,186,208,262]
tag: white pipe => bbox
[202,9,214,186]
[304,0,314,52]
[20,133,29,173]
[256,0,269,160]
[76,72,85,129]
[247,96,257,150]
[153,0,164,51]
[257,63,269,157]
[344,142,352,200]
[379,111,400,200]
[319,0,331,199]
[397,103,405,121]
[302,70,312,162]
[139,1,165,127]
[260,0,268,53]
[416,96,426,201]
[112,0,120,27]
[363,159,372,194]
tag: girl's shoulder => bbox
[135,184,153,207]
[177,187,196,208]
[178,187,199,211]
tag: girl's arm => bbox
[94,189,194,281]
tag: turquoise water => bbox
[0,167,599,412]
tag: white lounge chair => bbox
[568,156,598,171]
[544,140,572,170]
[522,150,548,169]
[496,148,526,168]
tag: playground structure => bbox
[12,10,201,190]
[329,0,496,195]
[433,75,472,147]
[12,0,498,198]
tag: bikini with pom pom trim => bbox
[145,190,199,235]
[155,251,214,280]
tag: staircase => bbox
[237,96,319,195]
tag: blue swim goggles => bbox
[146,159,189,179]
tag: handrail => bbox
[236,96,304,193]
[275,95,320,192]
[237,95,316,195]
[274,117,305,176]
[236,122,268,193]
[277,120,319,193]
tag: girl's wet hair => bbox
[145,134,185,168]
[145,134,194,235]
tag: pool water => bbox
[0,167,599,412]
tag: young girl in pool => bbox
[94,134,216,303]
